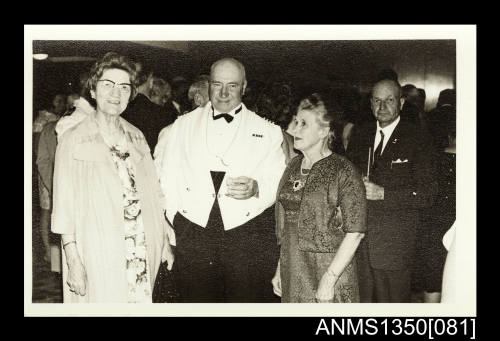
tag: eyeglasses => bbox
[97,79,132,94]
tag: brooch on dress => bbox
[293,179,305,192]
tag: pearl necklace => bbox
[292,152,331,192]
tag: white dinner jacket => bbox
[155,102,286,237]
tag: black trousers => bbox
[357,241,412,303]
[172,171,280,303]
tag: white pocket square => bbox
[392,158,408,163]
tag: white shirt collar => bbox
[212,103,243,117]
[172,100,181,113]
[374,115,400,154]
[376,115,400,138]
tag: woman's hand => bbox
[315,271,337,303]
[271,262,282,297]
[162,243,175,271]
[66,257,87,296]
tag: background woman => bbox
[272,93,367,303]
[33,93,66,264]
[36,93,81,273]
[51,52,173,303]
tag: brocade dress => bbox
[278,162,360,303]
[109,140,152,303]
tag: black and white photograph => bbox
[24,25,476,318]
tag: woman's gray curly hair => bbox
[297,92,344,151]
[84,52,138,106]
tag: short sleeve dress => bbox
[278,158,362,303]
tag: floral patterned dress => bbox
[109,141,152,303]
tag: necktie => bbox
[373,130,385,166]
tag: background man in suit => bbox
[121,64,176,152]
[155,58,285,302]
[187,75,210,110]
[165,77,191,116]
[346,79,437,302]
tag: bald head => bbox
[371,79,404,128]
[209,58,247,113]
[373,79,402,99]
[210,58,247,83]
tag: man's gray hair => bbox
[188,75,210,101]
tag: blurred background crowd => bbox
[30,39,456,303]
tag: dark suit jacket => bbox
[36,120,58,196]
[164,100,187,117]
[346,119,437,270]
[426,105,456,151]
[121,94,177,152]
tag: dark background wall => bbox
[32,40,455,113]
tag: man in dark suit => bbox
[426,89,456,152]
[164,77,190,117]
[346,79,437,302]
[121,67,177,153]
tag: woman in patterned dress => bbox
[51,52,174,303]
[272,93,367,303]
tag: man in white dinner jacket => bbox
[154,58,286,302]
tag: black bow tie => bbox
[212,106,242,123]
[213,113,234,123]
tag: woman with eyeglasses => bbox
[51,52,174,303]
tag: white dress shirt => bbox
[207,105,243,171]
[374,115,401,155]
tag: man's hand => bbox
[225,176,259,200]
[363,178,384,200]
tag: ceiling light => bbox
[33,53,48,60]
